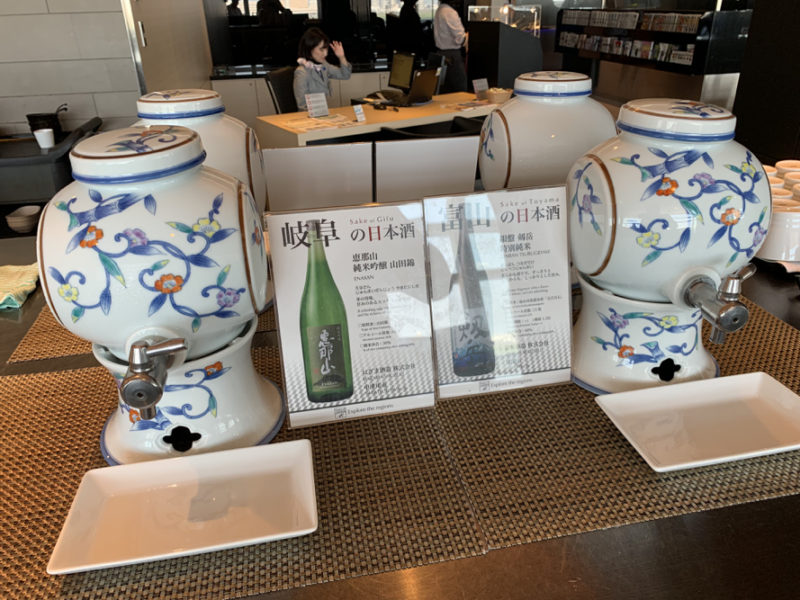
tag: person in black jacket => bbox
[397,0,426,56]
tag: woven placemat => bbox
[257,304,276,333]
[7,308,91,362]
[8,306,278,364]
[436,298,800,549]
[0,348,483,599]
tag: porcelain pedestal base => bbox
[97,318,285,464]
[572,275,718,394]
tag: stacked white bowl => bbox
[757,161,800,262]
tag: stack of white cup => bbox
[757,160,800,262]
[774,160,800,210]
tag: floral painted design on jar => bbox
[669,100,727,118]
[480,113,496,161]
[566,98,772,303]
[570,163,603,235]
[47,192,245,333]
[141,90,191,100]
[39,125,281,464]
[106,126,182,154]
[591,307,703,366]
[613,149,768,267]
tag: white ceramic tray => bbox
[595,372,800,472]
[48,440,317,574]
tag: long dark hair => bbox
[298,27,330,62]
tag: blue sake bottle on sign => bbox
[450,206,496,377]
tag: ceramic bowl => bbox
[772,187,793,202]
[768,176,785,190]
[37,125,268,361]
[5,205,41,233]
[478,71,616,190]
[776,159,800,179]
[756,209,800,261]
[783,171,800,191]
[773,198,800,211]
[567,98,771,302]
[135,89,266,213]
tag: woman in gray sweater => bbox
[293,27,352,111]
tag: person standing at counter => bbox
[226,0,243,17]
[293,27,352,111]
[434,0,467,93]
[398,0,426,57]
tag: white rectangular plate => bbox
[595,372,800,472]
[48,440,317,574]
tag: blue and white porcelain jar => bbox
[135,89,267,213]
[478,71,616,190]
[37,126,283,463]
[38,125,267,360]
[568,99,771,394]
[567,98,771,302]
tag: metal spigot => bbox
[120,338,187,420]
[683,264,756,345]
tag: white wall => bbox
[0,0,140,135]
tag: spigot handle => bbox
[128,338,187,372]
[737,262,757,280]
[719,263,757,301]
[143,338,187,359]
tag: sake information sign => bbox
[267,203,435,427]
[424,188,572,399]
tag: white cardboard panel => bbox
[263,143,373,211]
[375,136,480,204]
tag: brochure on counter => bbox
[266,204,435,427]
[424,187,572,398]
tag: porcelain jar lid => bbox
[136,89,225,119]
[617,98,736,142]
[69,126,206,185]
[513,71,592,97]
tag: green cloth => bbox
[0,263,39,309]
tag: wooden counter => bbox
[255,93,495,148]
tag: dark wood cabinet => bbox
[733,1,800,165]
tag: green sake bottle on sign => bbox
[299,220,354,402]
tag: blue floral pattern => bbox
[481,114,495,160]
[142,90,190,100]
[669,101,727,118]
[591,308,703,366]
[48,191,245,333]
[106,126,182,153]
[611,149,768,267]
[543,71,576,79]
[570,162,603,235]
